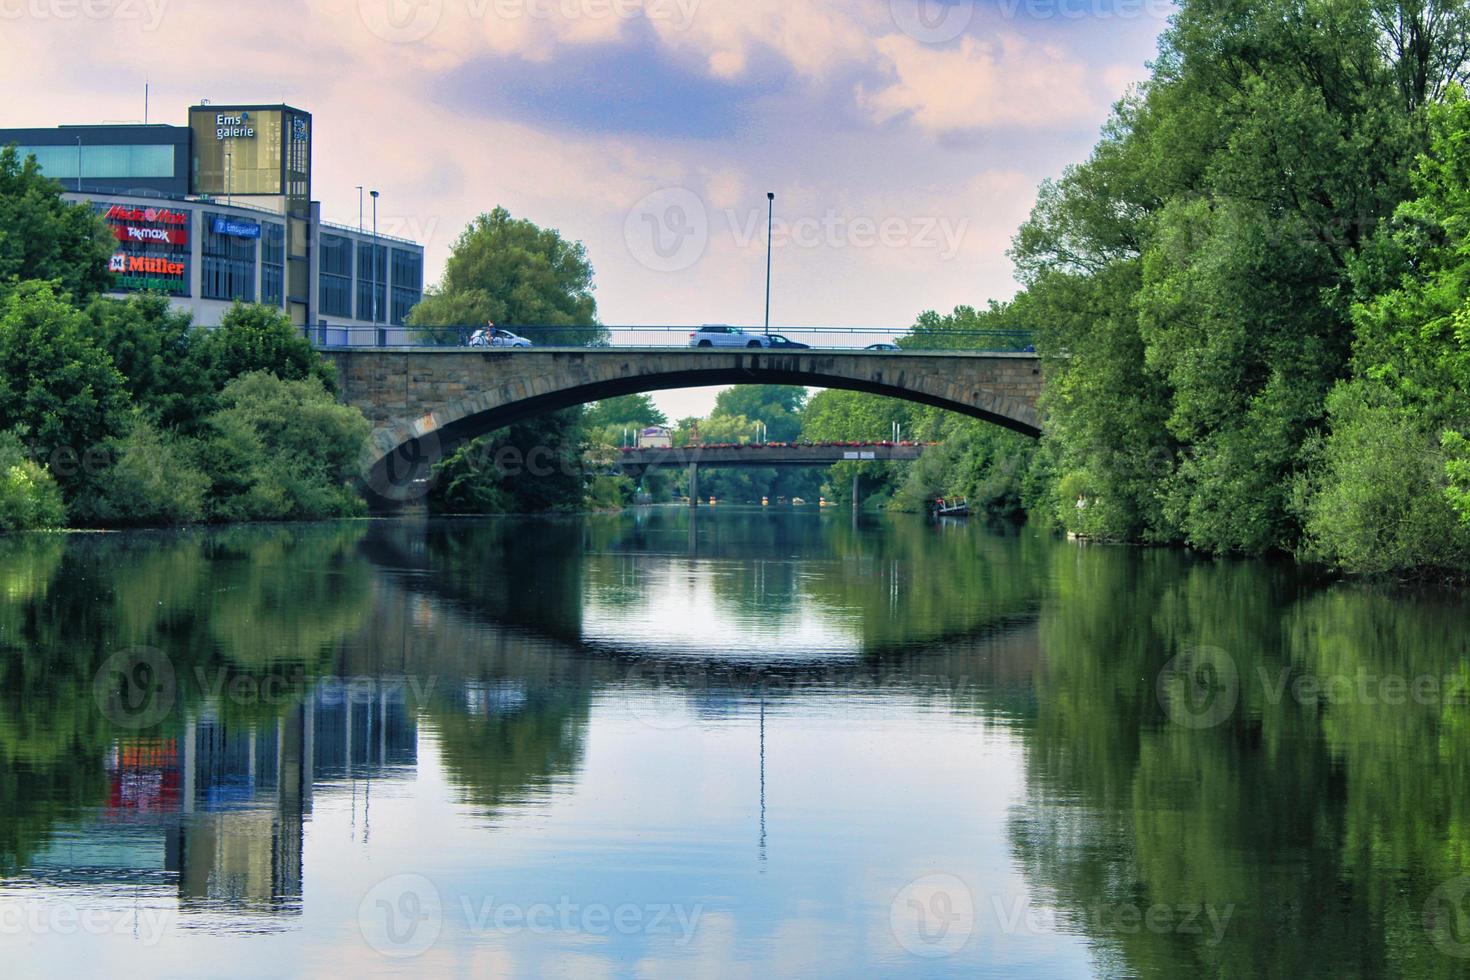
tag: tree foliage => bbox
[1004,0,1470,566]
[0,281,128,496]
[0,432,64,531]
[0,145,112,304]
[407,206,603,346]
[198,372,369,522]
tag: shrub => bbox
[1295,383,1470,576]
[199,372,369,522]
[200,303,336,391]
[81,417,209,527]
[586,474,633,511]
[0,282,129,497]
[0,434,65,532]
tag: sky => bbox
[0,0,1168,418]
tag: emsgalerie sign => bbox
[212,216,261,239]
[215,111,255,140]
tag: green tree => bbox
[0,145,112,303]
[409,208,604,512]
[198,372,369,521]
[86,294,213,429]
[711,386,806,442]
[583,394,667,449]
[1007,0,1470,555]
[407,206,603,346]
[584,394,667,430]
[0,432,65,531]
[1298,86,1470,574]
[80,417,209,527]
[199,302,336,392]
[0,281,128,496]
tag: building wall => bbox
[0,124,190,198]
[61,192,423,332]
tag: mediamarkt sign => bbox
[105,205,189,226]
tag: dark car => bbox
[766,334,811,350]
[866,342,901,352]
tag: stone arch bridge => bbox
[323,348,1042,500]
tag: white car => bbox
[688,325,771,349]
[470,328,533,349]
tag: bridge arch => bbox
[323,348,1042,496]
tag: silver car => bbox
[688,325,771,349]
[470,328,533,349]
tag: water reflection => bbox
[0,512,1467,977]
[18,678,418,933]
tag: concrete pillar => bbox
[689,462,699,507]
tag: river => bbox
[0,509,1467,978]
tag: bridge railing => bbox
[304,324,1037,353]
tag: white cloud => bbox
[858,32,1104,135]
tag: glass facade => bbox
[319,233,354,318]
[391,248,423,325]
[189,109,283,197]
[356,243,387,324]
[202,211,257,302]
[16,144,174,181]
[261,223,286,308]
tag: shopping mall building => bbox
[0,104,425,342]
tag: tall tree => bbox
[1011,0,1470,554]
[0,146,112,304]
[410,208,604,512]
[0,282,128,498]
[407,206,603,346]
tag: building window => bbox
[202,211,256,302]
[356,242,387,324]
[391,248,423,325]
[319,233,354,318]
[261,223,286,308]
[17,143,174,181]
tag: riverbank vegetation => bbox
[0,146,371,529]
[802,2,1470,578]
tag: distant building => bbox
[0,103,424,340]
[637,425,673,448]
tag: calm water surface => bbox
[1,509,1468,978]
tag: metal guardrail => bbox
[305,325,1037,353]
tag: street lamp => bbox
[764,192,775,336]
[370,190,380,341]
[225,150,233,207]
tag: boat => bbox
[933,497,970,518]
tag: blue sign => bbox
[212,216,261,239]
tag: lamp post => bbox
[370,190,380,343]
[226,150,233,207]
[764,192,775,336]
